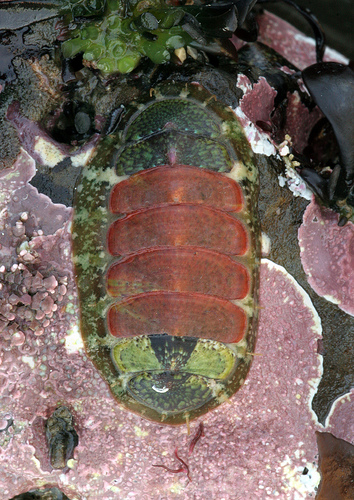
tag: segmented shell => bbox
[72,83,260,424]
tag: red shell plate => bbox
[107,163,250,343]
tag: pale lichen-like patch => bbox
[134,426,149,438]
[261,232,271,256]
[64,322,84,354]
[278,163,313,201]
[34,136,66,167]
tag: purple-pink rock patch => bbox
[240,76,277,126]
[257,11,348,70]
[299,199,354,316]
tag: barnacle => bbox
[60,0,193,75]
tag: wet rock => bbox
[316,432,354,499]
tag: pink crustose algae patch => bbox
[0,148,325,500]
[299,198,354,317]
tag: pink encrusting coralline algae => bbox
[0,149,325,499]
[299,199,354,317]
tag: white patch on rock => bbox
[64,322,84,353]
[34,136,65,167]
[21,356,35,369]
[234,107,277,156]
[278,167,313,200]
[34,136,96,169]
[261,232,271,256]
[71,146,96,167]
[280,458,321,497]
[298,462,321,495]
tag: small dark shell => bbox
[46,406,78,470]
[10,486,71,500]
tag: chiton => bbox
[72,83,260,425]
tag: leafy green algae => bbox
[61,0,192,75]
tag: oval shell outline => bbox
[72,83,260,424]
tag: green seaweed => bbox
[60,0,193,75]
